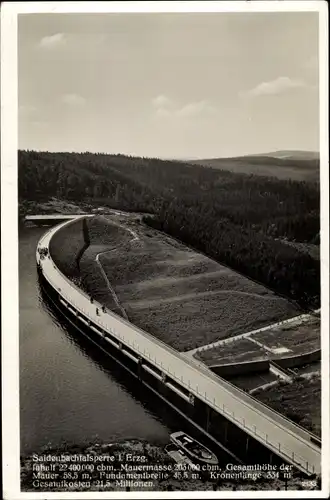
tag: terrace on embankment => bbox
[49,213,302,353]
[193,315,321,439]
[194,315,320,367]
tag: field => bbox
[66,215,301,351]
[189,152,320,182]
[252,375,321,437]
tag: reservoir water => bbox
[19,226,171,455]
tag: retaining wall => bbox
[276,349,321,370]
[209,359,270,377]
[49,217,87,278]
[208,349,320,377]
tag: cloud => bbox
[176,100,216,118]
[241,77,307,99]
[152,95,173,110]
[155,107,171,118]
[39,33,65,49]
[152,95,216,120]
[61,93,86,107]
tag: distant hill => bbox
[253,150,319,161]
[188,151,320,182]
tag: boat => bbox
[165,443,194,466]
[170,431,218,465]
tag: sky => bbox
[18,12,320,158]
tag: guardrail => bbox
[37,219,320,476]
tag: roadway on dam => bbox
[37,217,321,476]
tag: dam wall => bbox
[49,217,88,278]
[36,218,321,477]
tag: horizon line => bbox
[18,148,320,161]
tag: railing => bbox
[41,266,317,475]
[37,221,320,476]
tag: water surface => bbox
[19,226,171,455]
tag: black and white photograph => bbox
[1,1,329,498]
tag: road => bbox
[37,218,321,476]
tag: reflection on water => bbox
[19,226,171,455]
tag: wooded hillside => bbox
[19,150,320,308]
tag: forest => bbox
[19,150,320,309]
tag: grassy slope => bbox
[79,217,132,315]
[86,217,300,351]
[49,216,132,315]
[49,215,299,352]
[252,375,321,437]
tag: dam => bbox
[36,216,321,478]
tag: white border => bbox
[1,2,329,499]
[1,3,20,499]
[2,0,328,14]
[319,2,330,498]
